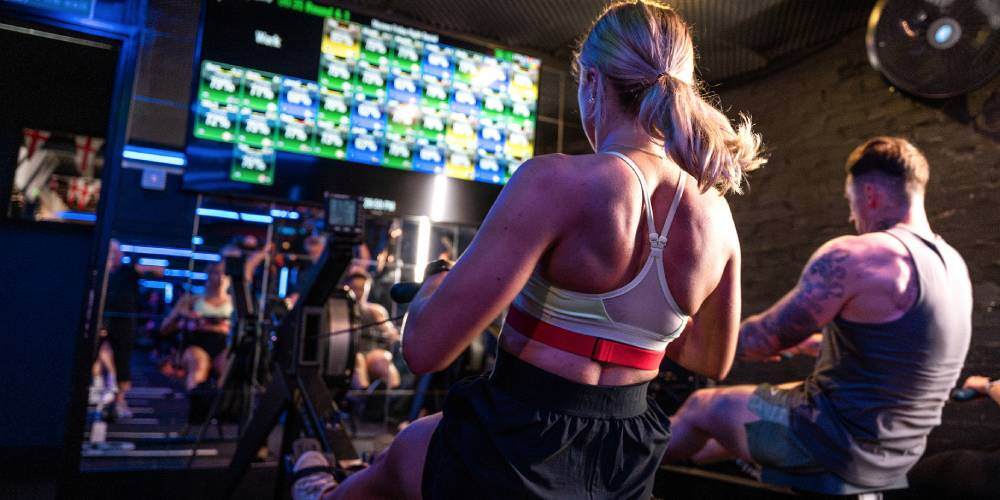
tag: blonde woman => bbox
[161,262,233,391]
[294,2,763,498]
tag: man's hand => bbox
[781,333,823,358]
[964,375,1000,407]
[963,375,991,394]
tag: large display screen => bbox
[188,0,540,190]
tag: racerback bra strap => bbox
[606,151,686,252]
[660,174,686,240]
[605,151,656,241]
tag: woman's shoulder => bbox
[509,153,601,181]
[503,153,615,207]
[673,177,739,255]
[689,183,734,224]
[511,152,636,198]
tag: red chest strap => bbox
[505,305,665,371]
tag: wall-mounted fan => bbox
[867,0,1000,99]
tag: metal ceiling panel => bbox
[328,0,876,82]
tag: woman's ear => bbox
[581,67,598,101]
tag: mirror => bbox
[81,195,494,471]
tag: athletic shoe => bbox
[100,389,116,407]
[88,375,107,405]
[88,386,102,406]
[115,400,133,419]
[292,451,337,500]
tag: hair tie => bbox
[645,71,672,88]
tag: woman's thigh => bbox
[331,412,441,500]
[183,346,209,366]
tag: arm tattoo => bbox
[739,249,850,357]
[799,249,849,307]
[737,318,780,359]
[767,294,823,350]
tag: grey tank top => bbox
[790,227,972,487]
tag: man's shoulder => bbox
[817,233,907,265]
[805,234,909,289]
[809,234,915,304]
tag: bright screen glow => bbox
[192,4,540,187]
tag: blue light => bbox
[121,256,132,264]
[12,0,93,16]
[123,145,186,166]
[162,269,208,280]
[138,258,169,267]
[165,283,174,303]
[192,236,205,245]
[278,267,289,298]
[57,211,97,222]
[119,244,221,262]
[935,24,953,44]
[138,279,169,289]
[240,212,274,223]
[270,209,301,220]
[196,208,240,220]
[120,245,192,257]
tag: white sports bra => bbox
[194,296,233,319]
[510,151,689,351]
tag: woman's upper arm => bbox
[402,157,568,372]
[665,239,741,380]
[161,295,189,331]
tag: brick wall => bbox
[714,29,1000,453]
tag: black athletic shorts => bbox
[422,348,670,499]
[183,330,228,359]
[105,317,136,383]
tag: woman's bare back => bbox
[500,151,740,385]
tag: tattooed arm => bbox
[738,239,856,362]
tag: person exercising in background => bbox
[160,262,234,391]
[98,238,162,418]
[344,269,402,393]
[344,269,399,350]
[664,137,972,490]
[906,373,1000,497]
[283,234,328,309]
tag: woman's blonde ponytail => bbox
[577,1,766,195]
[638,75,764,194]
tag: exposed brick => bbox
[716,28,1000,452]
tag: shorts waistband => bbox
[489,348,649,418]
